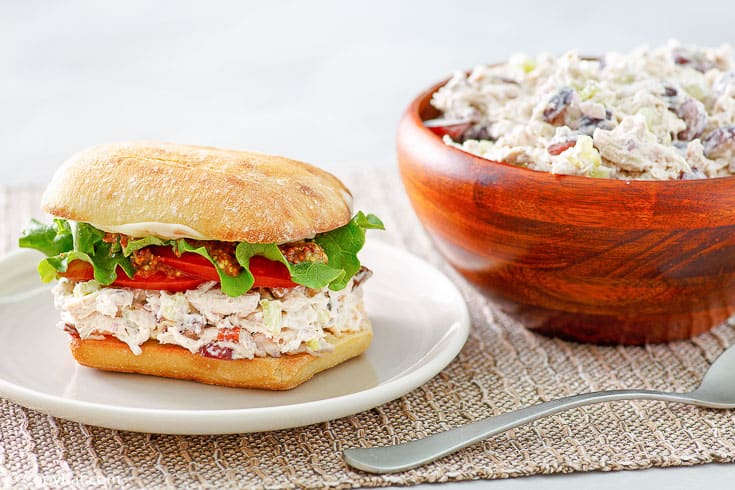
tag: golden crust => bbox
[68,326,373,390]
[41,141,353,243]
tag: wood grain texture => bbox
[397,80,735,344]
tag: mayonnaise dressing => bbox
[87,222,208,239]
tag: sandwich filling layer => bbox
[53,270,371,360]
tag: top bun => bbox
[41,142,353,243]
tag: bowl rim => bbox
[408,76,735,188]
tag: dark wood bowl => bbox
[397,80,735,344]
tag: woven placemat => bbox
[1,170,734,489]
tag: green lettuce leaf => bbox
[173,239,254,297]
[123,236,169,256]
[20,220,133,285]
[18,218,73,256]
[314,211,384,290]
[235,242,291,267]
[289,261,344,289]
[37,250,92,283]
[234,243,344,291]
[19,211,384,293]
[71,223,134,283]
[91,241,135,283]
[74,222,103,254]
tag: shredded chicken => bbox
[53,272,370,360]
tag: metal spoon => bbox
[343,343,735,473]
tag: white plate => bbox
[0,241,469,434]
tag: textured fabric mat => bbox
[1,171,734,489]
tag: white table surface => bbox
[3,0,735,486]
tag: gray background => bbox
[2,0,734,487]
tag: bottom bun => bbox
[69,325,373,390]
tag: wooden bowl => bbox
[397,80,735,344]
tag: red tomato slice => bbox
[59,260,205,292]
[250,256,297,288]
[152,247,220,282]
[153,246,297,288]
[58,260,102,282]
[109,273,205,292]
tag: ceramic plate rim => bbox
[0,242,470,434]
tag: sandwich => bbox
[19,142,383,390]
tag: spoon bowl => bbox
[690,343,735,407]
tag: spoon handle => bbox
[343,388,694,473]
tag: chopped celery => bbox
[73,280,100,297]
[561,135,602,170]
[260,299,283,334]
